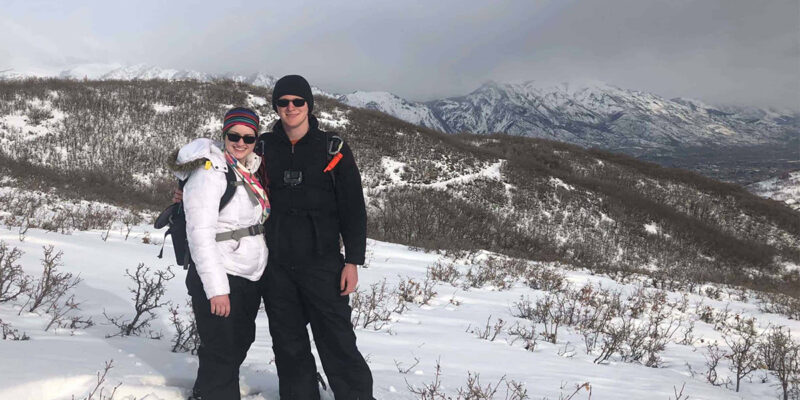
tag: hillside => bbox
[0,78,798,300]
[749,170,800,211]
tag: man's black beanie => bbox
[272,75,314,113]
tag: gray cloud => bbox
[1,0,798,109]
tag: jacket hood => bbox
[167,138,263,180]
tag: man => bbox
[258,75,373,399]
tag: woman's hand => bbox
[210,294,231,317]
[172,188,183,203]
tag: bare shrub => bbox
[722,317,761,392]
[704,342,728,386]
[26,106,52,125]
[0,241,29,303]
[504,379,530,400]
[467,315,506,342]
[556,382,592,400]
[22,245,81,313]
[464,257,515,290]
[759,326,800,400]
[513,291,576,344]
[169,301,199,354]
[757,292,800,320]
[350,279,403,330]
[394,357,420,374]
[508,322,538,352]
[593,288,684,367]
[44,294,93,332]
[405,358,446,400]
[397,276,437,306]
[669,383,689,400]
[72,359,122,400]
[522,264,566,292]
[121,213,142,241]
[104,263,174,337]
[456,372,504,399]
[427,260,461,285]
[0,319,30,340]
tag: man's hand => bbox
[172,188,183,203]
[210,294,230,317]
[339,263,358,296]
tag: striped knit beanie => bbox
[222,107,260,137]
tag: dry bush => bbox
[522,263,566,292]
[397,276,437,306]
[0,319,30,340]
[350,279,403,330]
[169,301,199,354]
[44,294,93,332]
[759,326,800,400]
[507,322,538,352]
[463,257,520,290]
[104,263,174,337]
[21,245,81,313]
[456,372,504,399]
[511,291,578,344]
[72,359,122,400]
[722,317,761,392]
[0,241,29,303]
[704,342,728,387]
[427,260,461,285]
[594,288,684,367]
[757,292,800,320]
[405,358,447,400]
[467,315,506,342]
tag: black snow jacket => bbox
[258,115,367,267]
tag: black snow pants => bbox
[260,258,374,400]
[187,265,261,400]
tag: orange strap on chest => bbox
[323,153,344,173]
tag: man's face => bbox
[277,95,309,131]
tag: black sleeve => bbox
[335,141,367,265]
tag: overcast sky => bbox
[2,0,798,109]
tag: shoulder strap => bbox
[219,167,238,211]
[324,131,344,189]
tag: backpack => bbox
[154,167,238,269]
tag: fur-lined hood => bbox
[167,138,260,180]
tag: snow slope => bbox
[0,218,797,399]
[748,170,800,211]
[338,91,447,132]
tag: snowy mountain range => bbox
[388,80,796,153]
[0,64,331,98]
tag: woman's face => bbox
[224,124,257,162]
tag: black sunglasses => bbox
[226,133,257,144]
[275,98,307,108]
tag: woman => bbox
[170,107,269,400]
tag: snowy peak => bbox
[338,91,447,131]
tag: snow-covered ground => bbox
[748,170,800,211]
[0,220,798,400]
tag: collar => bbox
[271,115,320,145]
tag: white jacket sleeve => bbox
[183,165,229,299]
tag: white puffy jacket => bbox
[174,138,268,299]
